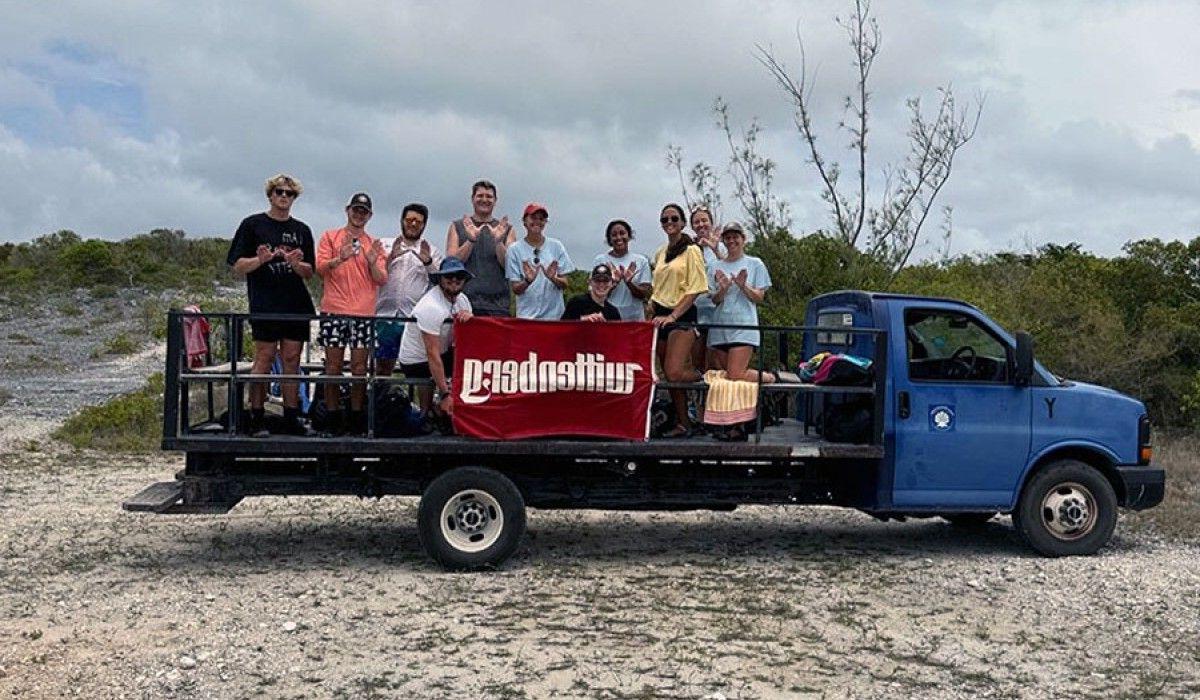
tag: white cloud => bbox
[0,0,1196,263]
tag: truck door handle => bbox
[898,391,910,419]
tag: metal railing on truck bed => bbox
[161,310,888,459]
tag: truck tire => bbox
[940,512,996,527]
[1013,460,1117,557]
[418,467,526,571]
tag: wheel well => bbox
[1023,447,1125,504]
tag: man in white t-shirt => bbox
[593,218,651,320]
[398,257,474,415]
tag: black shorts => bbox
[711,342,753,352]
[401,350,454,379]
[651,302,698,342]
[250,319,311,343]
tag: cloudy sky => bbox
[1,0,1198,263]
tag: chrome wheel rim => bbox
[439,490,504,553]
[1040,482,1097,541]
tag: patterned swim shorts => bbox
[318,314,375,349]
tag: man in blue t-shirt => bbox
[505,202,574,319]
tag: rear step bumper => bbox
[122,481,241,514]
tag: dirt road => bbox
[1,447,1197,699]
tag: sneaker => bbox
[280,416,316,437]
[248,413,269,438]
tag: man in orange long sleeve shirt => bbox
[316,192,388,435]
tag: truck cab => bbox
[804,291,1164,555]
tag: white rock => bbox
[177,656,197,670]
[282,621,298,633]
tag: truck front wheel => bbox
[418,467,526,571]
[1013,460,1117,557]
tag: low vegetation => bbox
[52,374,164,452]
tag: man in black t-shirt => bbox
[562,264,622,321]
[226,173,316,437]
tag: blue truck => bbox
[123,292,1164,570]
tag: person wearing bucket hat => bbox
[562,263,622,321]
[397,256,474,415]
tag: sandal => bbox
[663,424,692,439]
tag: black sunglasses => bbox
[533,248,541,265]
[273,188,298,198]
[659,215,681,224]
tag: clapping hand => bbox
[522,260,538,283]
[418,238,432,264]
[337,241,355,261]
[255,244,274,264]
[365,239,385,264]
[491,216,510,239]
[734,269,748,288]
[283,247,303,267]
[462,216,481,241]
[714,269,732,291]
[624,262,637,281]
[545,260,559,279]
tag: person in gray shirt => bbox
[445,179,516,316]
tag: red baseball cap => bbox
[523,202,548,218]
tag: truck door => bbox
[891,306,1032,508]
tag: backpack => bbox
[372,384,428,437]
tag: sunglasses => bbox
[533,248,541,265]
[273,188,298,198]
[659,215,681,224]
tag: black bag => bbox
[820,359,874,387]
[822,397,873,443]
[649,398,675,438]
[372,384,427,437]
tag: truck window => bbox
[816,311,854,346]
[905,309,1010,383]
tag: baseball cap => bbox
[523,202,548,218]
[590,263,614,280]
[721,221,745,236]
[347,192,373,212]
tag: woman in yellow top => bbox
[650,203,709,437]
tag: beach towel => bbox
[182,305,211,368]
[702,370,760,426]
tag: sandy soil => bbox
[1,447,1198,699]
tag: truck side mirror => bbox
[1014,331,1034,386]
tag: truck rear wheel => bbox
[418,467,526,571]
[1013,460,1117,557]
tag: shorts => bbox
[250,319,311,344]
[651,302,698,343]
[710,342,753,352]
[374,320,404,360]
[400,350,454,379]
[318,314,375,349]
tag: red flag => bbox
[451,317,657,440]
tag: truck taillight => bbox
[1138,415,1152,465]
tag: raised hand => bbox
[734,269,748,287]
[419,238,432,264]
[545,260,559,279]
[522,260,538,283]
[462,216,481,241]
[366,239,384,264]
[715,269,732,290]
[337,241,355,261]
[255,244,273,264]
[493,216,510,238]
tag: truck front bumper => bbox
[1116,465,1165,511]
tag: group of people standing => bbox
[225,173,773,439]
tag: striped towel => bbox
[703,370,759,426]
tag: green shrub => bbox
[90,332,141,359]
[53,374,164,452]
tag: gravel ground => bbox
[1,447,1198,699]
